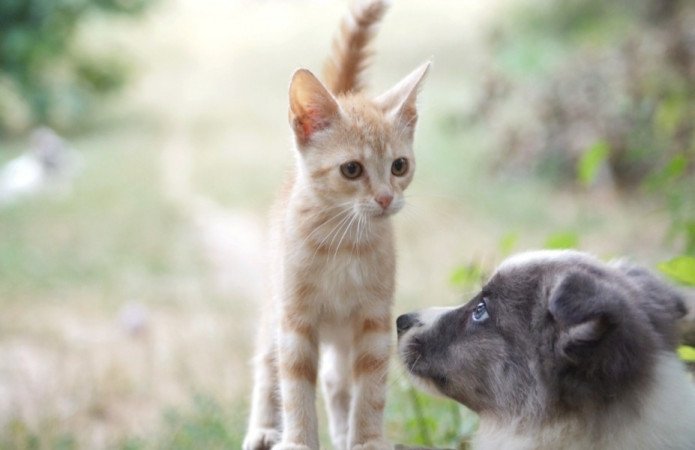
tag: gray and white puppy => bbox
[397,250,695,450]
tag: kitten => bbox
[243,1,430,449]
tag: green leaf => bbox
[450,264,484,288]
[655,96,686,136]
[657,256,695,286]
[544,232,579,250]
[577,140,610,186]
[678,345,695,363]
[646,155,687,189]
[499,232,519,256]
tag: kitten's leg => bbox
[321,334,352,450]
[348,315,392,450]
[276,311,320,450]
[244,313,282,450]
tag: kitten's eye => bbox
[340,161,363,179]
[472,300,489,322]
[391,157,409,176]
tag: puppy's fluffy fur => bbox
[397,250,695,450]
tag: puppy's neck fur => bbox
[475,353,695,450]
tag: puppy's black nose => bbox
[396,313,418,336]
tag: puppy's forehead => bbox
[494,250,596,276]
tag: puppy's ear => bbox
[549,267,656,406]
[613,261,687,349]
[548,271,616,363]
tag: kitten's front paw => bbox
[271,443,312,450]
[243,428,281,450]
[351,439,393,450]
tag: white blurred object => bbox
[0,127,82,206]
[118,302,150,337]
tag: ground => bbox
[0,0,676,448]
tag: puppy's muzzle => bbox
[396,313,420,336]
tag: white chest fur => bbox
[475,354,695,450]
[280,217,395,322]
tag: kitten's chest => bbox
[286,232,395,318]
[313,251,374,292]
[320,252,392,316]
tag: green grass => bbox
[0,385,472,450]
[0,419,78,450]
[0,395,246,450]
[386,379,477,449]
[0,125,202,305]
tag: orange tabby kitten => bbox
[244,1,429,449]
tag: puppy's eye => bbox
[340,161,363,179]
[472,301,489,322]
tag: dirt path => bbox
[160,124,267,301]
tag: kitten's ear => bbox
[289,69,341,146]
[374,61,430,136]
[548,271,616,363]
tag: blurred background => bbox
[0,0,693,448]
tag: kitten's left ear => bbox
[289,68,341,146]
[375,61,431,136]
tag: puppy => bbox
[397,250,695,450]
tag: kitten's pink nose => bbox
[375,193,393,209]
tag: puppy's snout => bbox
[396,313,419,336]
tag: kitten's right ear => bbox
[289,69,341,146]
[374,61,430,137]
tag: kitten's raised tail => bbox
[323,0,390,95]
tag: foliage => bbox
[388,379,477,449]
[0,0,154,134]
[577,140,610,187]
[0,395,246,450]
[544,231,580,250]
[678,346,695,363]
[0,419,78,450]
[499,232,519,256]
[658,255,695,362]
[657,255,695,285]
[465,0,695,254]
[450,263,485,289]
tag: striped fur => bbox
[323,0,390,95]
[244,1,430,449]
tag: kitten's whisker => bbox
[332,212,359,260]
[358,214,367,245]
[297,208,352,249]
[309,212,354,263]
[387,359,410,388]
[326,213,352,251]
[351,215,362,254]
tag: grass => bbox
[0,0,682,448]
[0,124,195,301]
[386,378,478,448]
[0,394,246,450]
